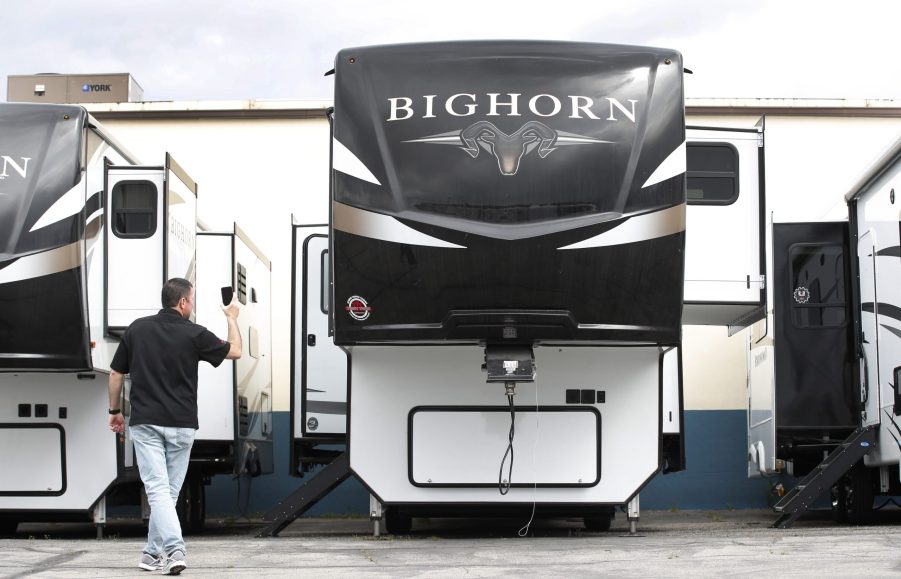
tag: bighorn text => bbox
[0,156,30,180]
[387,94,639,123]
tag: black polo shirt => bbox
[111,308,231,429]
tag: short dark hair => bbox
[162,278,193,308]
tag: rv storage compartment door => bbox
[0,425,65,494]
[683,127,763,326]
[410,407,599,486]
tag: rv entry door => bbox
[773,222,857,435]
[293,229,349,442]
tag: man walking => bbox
[108,278,241,575]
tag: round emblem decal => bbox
[345,295,372,321]
[307,417,319,431]
[793,286,810,304]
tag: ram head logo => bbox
[404,121,608,176]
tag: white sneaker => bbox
[138,553,163,571]
[163,550,187,575]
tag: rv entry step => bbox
[257,452,350,537]
[772,425,877,529]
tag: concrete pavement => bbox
[3,509,901,577]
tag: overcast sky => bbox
[3,0,900,103]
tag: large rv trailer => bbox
[275,41,765,535]
[0,103,273,535]
[748,136,901,527]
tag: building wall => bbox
[93,102,901,514]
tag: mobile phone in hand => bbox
[220,286,234,306]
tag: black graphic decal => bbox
[883,409,901,446]
[862,302,901,325]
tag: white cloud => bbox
[2,0,899,102]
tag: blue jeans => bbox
[130,424,195,557]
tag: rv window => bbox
[686,143,739,205]
[112,181,157,239]
[789,244,846,328]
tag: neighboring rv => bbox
[748,136,901,527]
[0,103,273,535]
[278,41,765,535]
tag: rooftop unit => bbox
[7,73,143,104]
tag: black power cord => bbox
[498,384,516,495]
[517,381,540,537]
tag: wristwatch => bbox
[108,408,121,415]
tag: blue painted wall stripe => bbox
[206,410,774,516]
[641,410,773,509]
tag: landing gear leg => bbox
[93,495,107,539]
[627,495,640,536]
[369,494,383,537]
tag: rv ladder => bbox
[256,452,351,537]
[772,425,877,529]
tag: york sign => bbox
[82,84,112,93]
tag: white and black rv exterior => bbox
[0,103,272,535]
[298,41,688,533]
[850,138,901,473]
[278,42,765,535]
[750,136,901,527]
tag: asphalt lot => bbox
[4,509,901,577]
